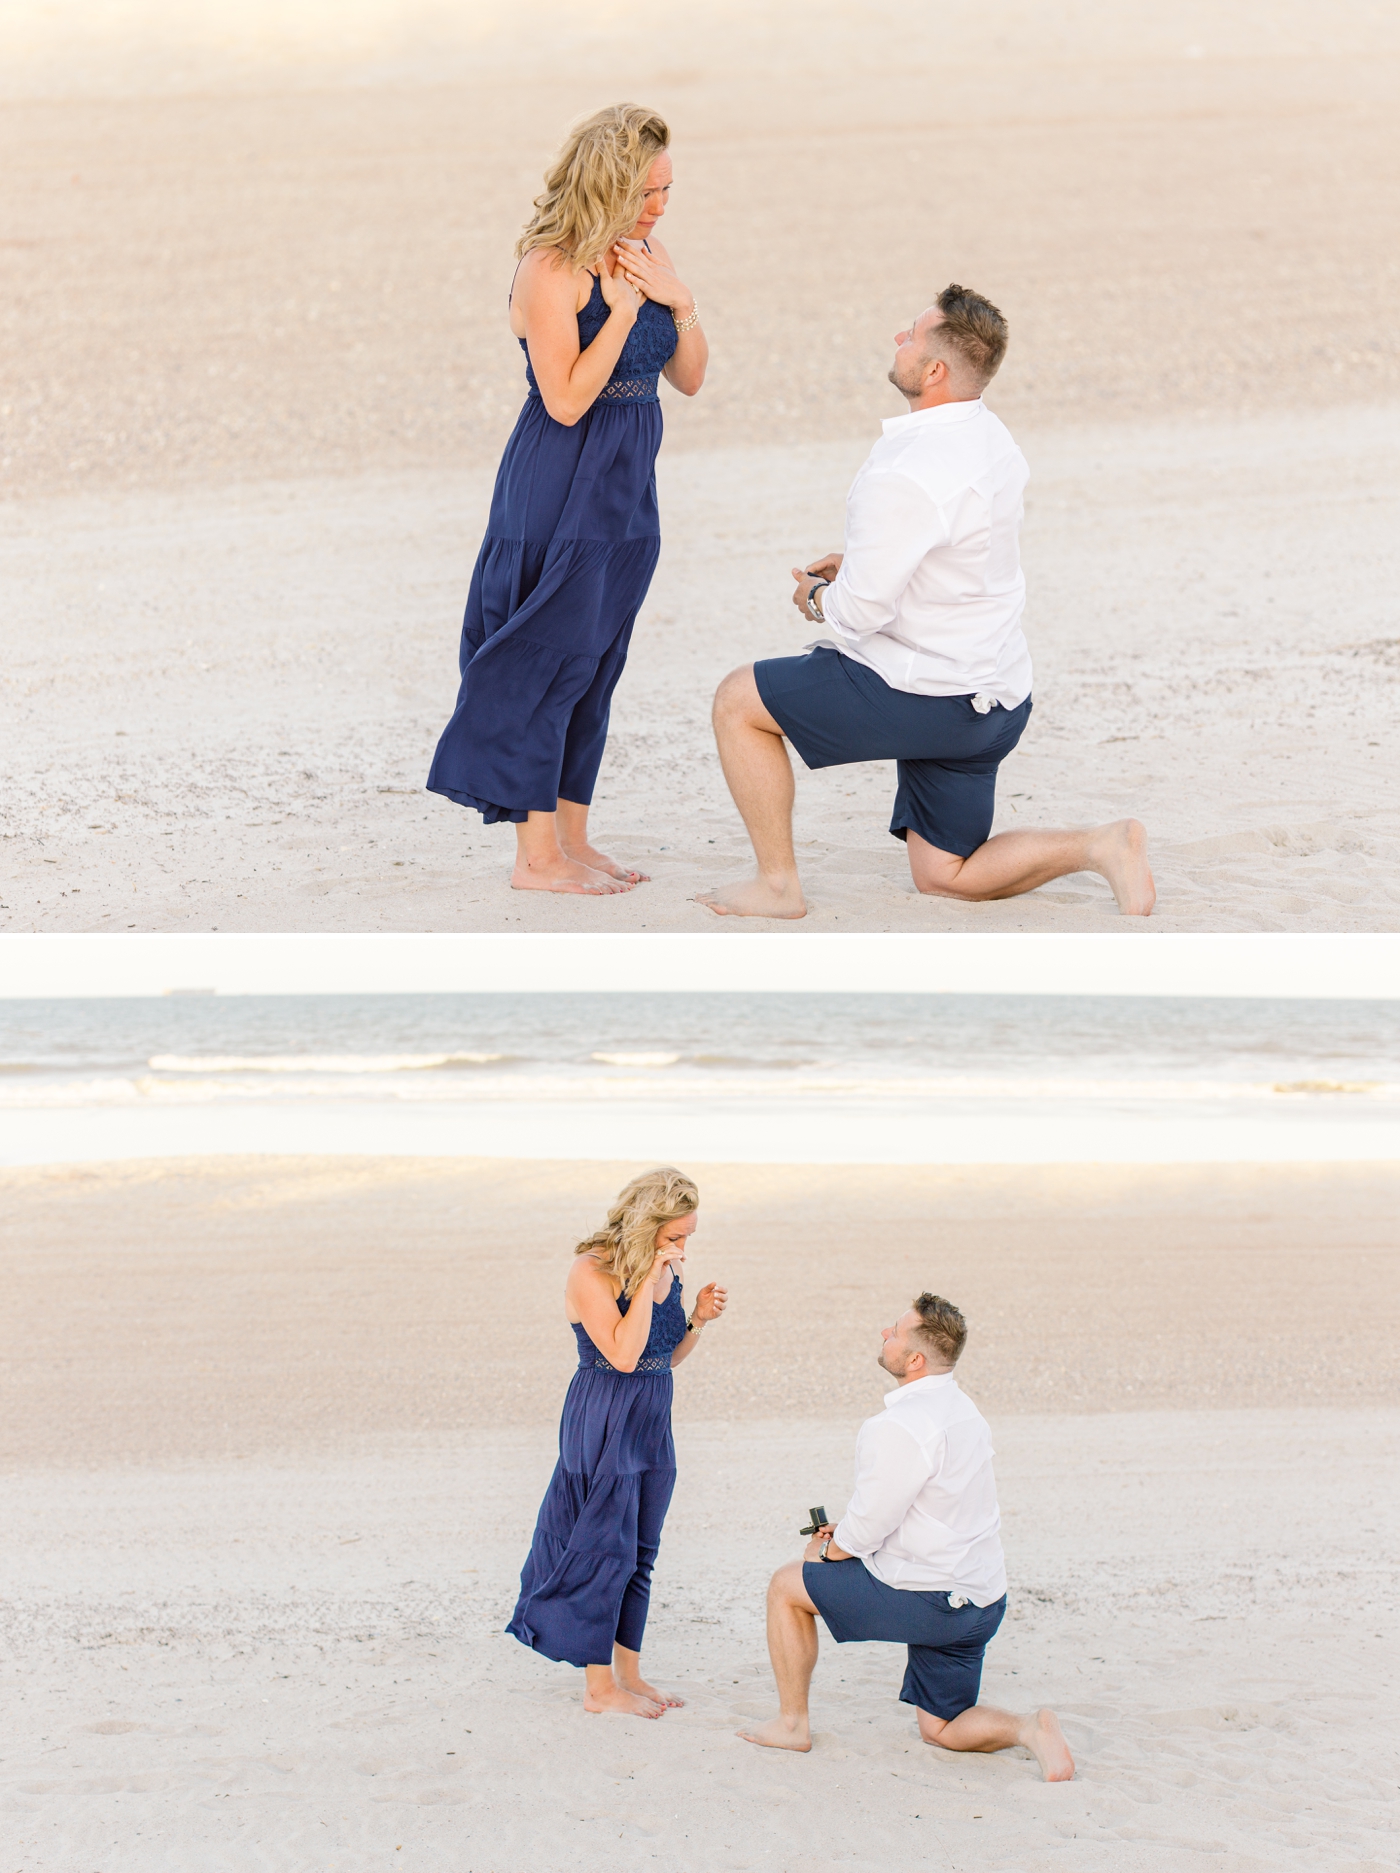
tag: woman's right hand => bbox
[649,1242,686,1287]
[597,247,643,321]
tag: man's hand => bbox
[790,554,843,617]
[802,1524,852,1563]
[790,555,841,620]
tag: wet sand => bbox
[3,1155,1398,1462]
[2,0,1399,931]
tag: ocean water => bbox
[2,993,1398,1165]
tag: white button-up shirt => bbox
[832,1371,1008,1605]
[819,399,1033,709]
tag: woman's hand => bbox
[691,1281,727,1322]
[611,240,693,316]
[596,246,643,321]
[649,1242,687,1288]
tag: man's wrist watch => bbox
[804,579,830,622]
[819,1536,835,1561]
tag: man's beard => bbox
[878,1346,907,1378]
[887,358,924,400]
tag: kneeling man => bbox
[739,1294,1074,1780]
[704,284,1154,919]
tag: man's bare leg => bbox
[906,821,1155,916]
[612,1642,684,1709]
[556,798,650,885]
[737,1561,819,1751]
[917,1703,1075,1781]
[582,1661,666,1718]
[511,809,637,895]
[699,666,807,919]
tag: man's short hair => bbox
[911,1292,968,1367]
[926,284,1008,388]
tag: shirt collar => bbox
[883,1372,958,1408]
[881,397,983,437]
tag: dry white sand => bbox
[5,410,1400,933]
[2,0,1399,932]
[4,1410,1398,1872]
[1,1156,1397,1868]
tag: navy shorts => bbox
[754,646,1031,859]
[803,1558,1007,1720]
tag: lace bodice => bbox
[522,262,679,406]
[572,1273,687,1373]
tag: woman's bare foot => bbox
[1020,1708,1075,1781]
[510,854,636,896]
[695,873,806,919]
[737,1712,811,1752]
[583,1681,667,1719]
[1087,818,1155,916]
[616,1673,684,1708]
[560,840,650,884]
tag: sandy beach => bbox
[1,1155,1397,1868]
[3,0,1399,932]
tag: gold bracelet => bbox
[673,302,700,336]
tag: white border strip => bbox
[0,931,1397,998]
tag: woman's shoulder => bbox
[516,245,592,297]
[568,1249,618,1292]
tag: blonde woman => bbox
[427,104,707,895]
[507,1168,727,1716]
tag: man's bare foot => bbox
[737,1713,812,1752]
[1020,1708,1075,1781]
[560,842,650,884]
[696,874,806,920]
[616,1675,684,1708]
[583,1681,667,1719]
[1088,818,1155,916]
[510,855,636,896]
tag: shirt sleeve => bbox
[833,1415,933,1557]
[822,470,949,644]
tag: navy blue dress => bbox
[507,1273,688,1668]
[426,270,679,823]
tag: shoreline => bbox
[5,1095,1400,1168]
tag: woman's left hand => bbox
[692,1281,727,1323]
[611,241,695,317]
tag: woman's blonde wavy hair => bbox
[575,1165,699,1299]
[517,103,671,273]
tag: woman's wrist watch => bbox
[686,1313,703,1334]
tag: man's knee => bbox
[768,1558,815,1608]
[712,663,758,728]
